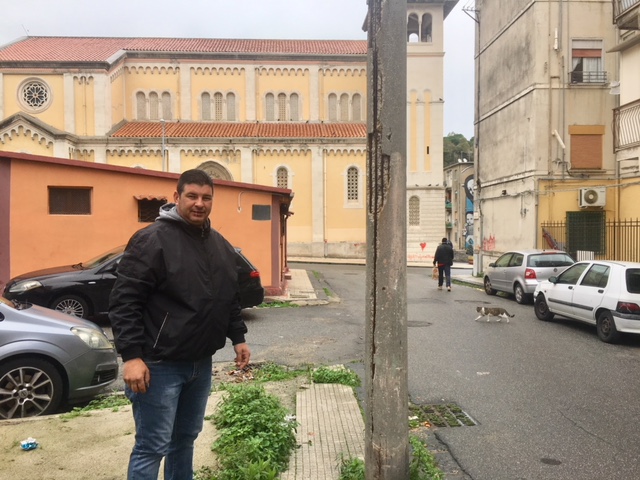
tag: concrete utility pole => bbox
[365,0,409,478]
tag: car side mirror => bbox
[549,276,557,284]
[103,263,119,274]
[488,263,495,268]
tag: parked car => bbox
[0,296,118,419]
[483,250,575,304]
[4,246,264,318]
[533,260,640,343]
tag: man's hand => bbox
[123,358,150,393]
[233,343,251,369]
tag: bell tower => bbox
[405,0,458,262]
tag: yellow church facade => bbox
[0,0,457,260]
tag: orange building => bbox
[0,151,292,295]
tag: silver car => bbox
[0,296,118,419]
[483,250,575,304]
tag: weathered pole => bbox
[365,0,409,478]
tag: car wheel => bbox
[484,277,496,296]
[52,295,89,318]
[597,311,621,343]
[534,294,555,321]
[514,283,530,304]
[0,358,64,419]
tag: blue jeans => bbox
[125,357,212,480]
[438,265,451,287]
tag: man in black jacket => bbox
[433,237,455,291]
[109,169,250,480]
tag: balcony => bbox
[614,99,640,151]
[614,0,640,30]
[569,70,608,84]
[445,200,452,210]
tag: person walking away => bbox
[433,237,454,291]
[109,169,250,480]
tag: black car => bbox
[4,246,264,318]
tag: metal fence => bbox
[541,219,640,263]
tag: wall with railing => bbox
[541,219,640,262]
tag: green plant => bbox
[339,455,365,479]
[210,384,297,480]
[60,394,131,420]
[323,287,332,297]
[258,300,299,308]
[312,365,361,387]
[337,437,444,480]
[252,362,310,383]
[409,436,444,480]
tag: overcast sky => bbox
[0,0,475,138]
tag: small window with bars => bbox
[138,199,167,223]
[278,93,287,121]
[226,92,236,121]
[347,167,359,202]
[214,92,223,121]
[276,167,289,189]
[328,94,338,121]
[409,196,420,226]
[49,187,92,215]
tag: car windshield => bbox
[528,253,574,268]
[78,246,125,269]
[626,269,640,294]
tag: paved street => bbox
[286,263,640,480]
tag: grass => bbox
[59,393,130,420]
[196,384,298,480]
[338,437,444,480]
[257,300,299,308]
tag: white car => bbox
[533,260,640,343]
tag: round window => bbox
[19,79,51,112]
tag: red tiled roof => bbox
[111,122,366,139]
[0,37,367,63]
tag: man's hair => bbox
[442,237,448,243]
[177,169,214,194]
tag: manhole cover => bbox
[409,403,476,428]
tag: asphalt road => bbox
[287,263,640,480]
[100,262,640,479]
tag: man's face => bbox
[174,183,213,226]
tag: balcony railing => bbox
[614,99,640,151]
[569,71,608,84]
[613,0,640,29]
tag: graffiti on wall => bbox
[464,175,475,253]
[482,234,496,251]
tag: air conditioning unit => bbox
[579,187,606,208]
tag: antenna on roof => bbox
[22,24,30,37]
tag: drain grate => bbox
[409,403,476,428]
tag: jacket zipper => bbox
[153,313,169,349]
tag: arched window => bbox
[265,93,275,121]
[409,196,420,226]
[149,92,159,120]
[347,166,359,201]
[226,92,236,121]
[161,92,172,120]
[136,92,146,120]
[290,93,299,121]
[328,94,338,121]
[213,92,223,121]
[278,93,287,121]
[352,94,362,121]
[421,14,433,42]
[340,94,349,121]
[201,92,211,120]
[277,167,288,189]
[407,13,420,42]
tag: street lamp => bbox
[161,118,166,171]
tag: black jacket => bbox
[108,205,247,362]
[433,242,454,267]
